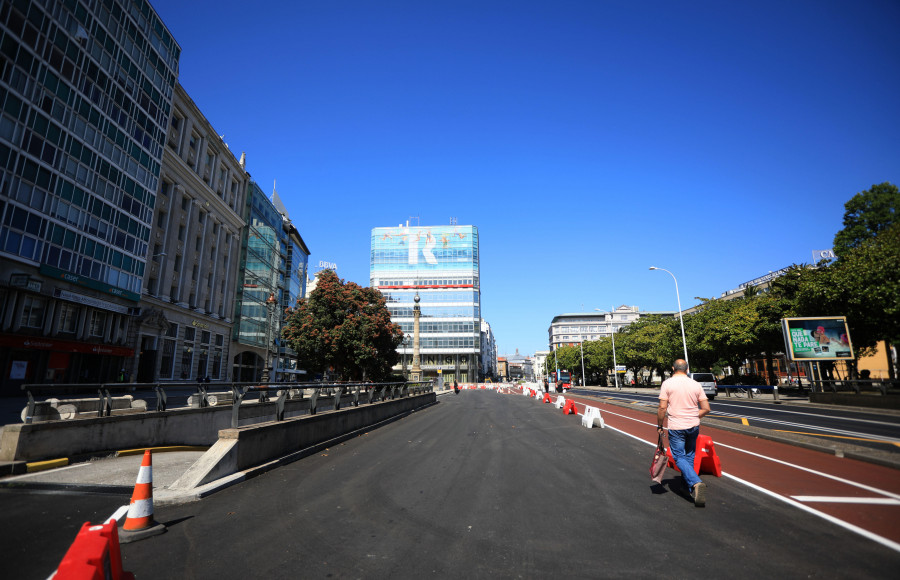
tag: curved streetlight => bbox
[595,307,620,390]
[649,266,689,371]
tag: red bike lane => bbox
[539,390,900,553]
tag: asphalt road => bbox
[4,390,899,579]
[571,388,900,452]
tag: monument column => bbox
[410,292,422,382]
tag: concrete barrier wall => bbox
[0,392,388,462]
[809,392,900,410]
[171,393,436,490]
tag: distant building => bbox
[497,357,508,382]
[371,224,482,382]
[480,319,497,380]
[505,350,533,382]
[548,306,675,351]
[533,350,550,380]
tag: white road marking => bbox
[790,496,900,505]
[105,505,130,524]
[724,473,900,555]
[573,400,900,554]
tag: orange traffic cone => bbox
[119,450,166,543]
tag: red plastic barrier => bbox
[563,400,578,415]
[543,393,552,403]
[54,520,134,580]
[665,434,722,477]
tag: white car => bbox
[689,372,717,400]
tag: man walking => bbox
[657,359,711,506]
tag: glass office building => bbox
[0,0,178,389]
[370,224,481,382]
[232,180,284,381]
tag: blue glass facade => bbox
[234,182,282,371]
[371,225,481,382]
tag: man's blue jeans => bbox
[668,425,702,489]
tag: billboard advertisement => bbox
[781,317,854,361]
[371,225,479,275]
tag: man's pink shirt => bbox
[658,374,708,431]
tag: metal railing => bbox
[809,379,900,396]
[20,380,435,427]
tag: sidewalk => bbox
[576,385,810,404]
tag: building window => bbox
[20,296,47,329]
[58,303,79,334]
[159,339,175,379]
[211,348,222,380]
[89,311,107,337]
[197,348,208,379]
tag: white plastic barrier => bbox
[581,406,605,429]
[555,396,565,409]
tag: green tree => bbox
[582,339,612,386]
[798,224,900,378]
[753,267,813,384]
[833,182,899,259]
[281,270,403,381]
[685,296,761,375]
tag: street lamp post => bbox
[402,335,410,379]
[579,339,585,387]
[649,266,690,371]
[553,345,559,392]
[261,292,278,383]
[595,308,620,390]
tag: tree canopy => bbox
[281,270,403,381]
[833,182,898,259]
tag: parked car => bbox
[689,372,717,400]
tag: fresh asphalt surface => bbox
[4,390,899,579]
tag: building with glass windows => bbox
[371,224,481,383]
[548,306,676,351]
[0,0,179,391]
[135,81,247,382]
[232,180,284,381]
[271,189,309,380]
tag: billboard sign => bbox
[781,317,854,361]
[371,225,478,275]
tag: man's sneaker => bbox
[693,482,707,507]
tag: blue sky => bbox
[150,0,900,356]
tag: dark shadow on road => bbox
[161,515,194,528]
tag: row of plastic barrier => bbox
[516,385,722,476]
[516,386,602,426]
